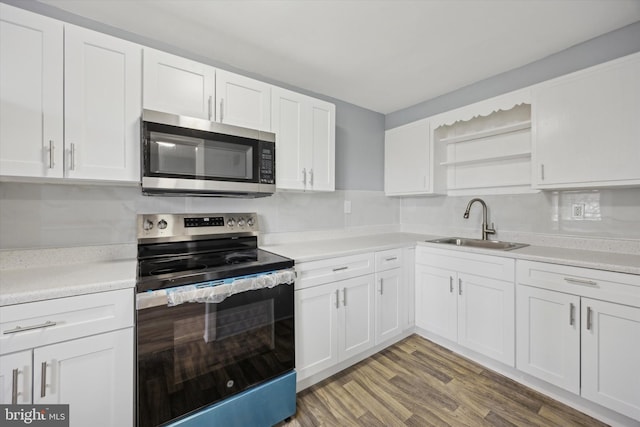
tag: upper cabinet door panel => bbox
[215,69,271,132]
[309,101,335,192]
[64,25,142,181]
[384,118,430,195]
[533,53,640,188]
[143,48,214,120]
[0,4,63,178]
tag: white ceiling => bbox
[38,0,640,114]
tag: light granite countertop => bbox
[1,233,638,307]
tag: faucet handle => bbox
[487,222,496,234]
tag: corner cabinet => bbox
[415,246,515,366]
[271,86,335,192]
[532,52,640,189]
[0,4,63,178]
[384,118,446,196]
[516,261,640,421]
[0,4,141,182]
[0,289,134,427]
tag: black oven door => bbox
[136,282,294,427]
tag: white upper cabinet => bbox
[532,52,640,189]
[384,118,446,196]
[0,4,63,178]
[65,25,141,181]
[271,86,335,191]
[215,69,271,131]
[143,48,215,120]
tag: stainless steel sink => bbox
[426,237,529,251]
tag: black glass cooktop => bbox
[136,237,294,293]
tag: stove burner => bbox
[225,251,258,265]
[149,261,208,276]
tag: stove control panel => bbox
[137,213,259,240]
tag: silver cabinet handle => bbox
[379,279,384,295]
[342,288,347,306]
[12,369,18,404]
[564,277,597,287]
[335,289,340,309]
[219,98,224,122]
[208,96,213,120]
[569,303,575,326]
[332,266,348,272]
[458,278,462,295]
[302,168,307,186]
[48,140,55,168]
[309,168,314,186]
[4,320,57,334]
[449,276,453,293]
[385,257,398,262]
[586,306,593,331]
[69,143,76,171]
[40,362,47,398]
[541,164,545,181]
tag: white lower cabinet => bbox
[415,246,515,366]
[295,274,374,380]
[516,260,640,421]
[374,268,402,345]
[0,289,134,426]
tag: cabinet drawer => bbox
[516,260,640,307]
[375,248,402,272]
[416,246,514,282]
[0,288,134,355]
[296,253,374,290]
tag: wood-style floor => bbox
[283,335,607,426]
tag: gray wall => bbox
[386,21,640,129]
[3,0,385,191]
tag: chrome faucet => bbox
[463,198,496,240]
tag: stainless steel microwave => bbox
[141,109,276,197]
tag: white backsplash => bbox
[1,182,638,253]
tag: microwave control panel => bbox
[259,144,275,184]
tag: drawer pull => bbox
[41,362,47,398]
[332,266,348,272]
[449,276,453,293]
[385,257,398,262]
[569,303,575,326]
[564,277,597,287]
[12,369,18,404]
[3,320,57,334]
[586,306,593,331]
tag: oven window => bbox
[148,131,254,180]
[137,284,294,427]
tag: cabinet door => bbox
[271,87,309,190]
[339,275,375,360]
[295,283,339,380]
[516,285,580,394]
[0,4,63,178]
[308,100,335,192]
[581,298,640,420]
[143,48,214,120]
[0,350,31,404]
[34,329,134,427]
[375,268,402,345]
[457,273,515,366]
[384,118,430,195]
[65,25,141,181]
[533,53,640,188]
[215,69,271,131]
[414,265,457,342]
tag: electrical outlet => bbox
[571,203,585,219]
[344,200,352,214]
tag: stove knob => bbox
[143,219,154,231]
[237,218,246,227]
[157,219,168,230]
[227,218,236,228]
[247,217,255,227]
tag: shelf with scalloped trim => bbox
[440,151,531,167]
[439,120,531,145]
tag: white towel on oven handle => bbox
[165,268,296,306]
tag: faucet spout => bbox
[463,198,496,240]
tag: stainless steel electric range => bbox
[135,213,296,427]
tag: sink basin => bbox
[426,237,529,251]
